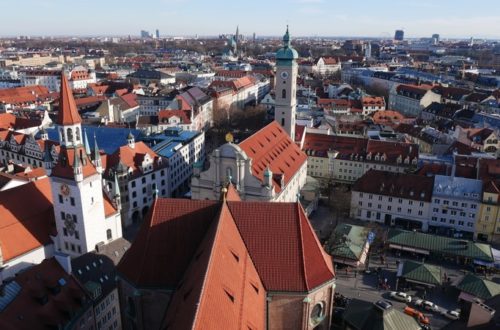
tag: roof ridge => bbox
[296,202,309,291]
[297,202,336,287]
[135,198,159,284]
[191,202,225,329]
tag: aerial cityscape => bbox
[0,1,499,329]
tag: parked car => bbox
[404,306,430,325]
[389,291,412,303]
[415,299,440,312]
[441,310,460,320]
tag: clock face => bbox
[60,184,70,196]
[64,213,76,235]
[280,71,289,79]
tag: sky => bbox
[1,0,499,39]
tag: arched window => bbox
[60,128,65,142]
[106,229,112,240]
[75,127,81,142]
[282,89,286,99]
[67,128,73,142]
[226,167,233,182]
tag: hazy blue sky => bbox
[1,0,499,38]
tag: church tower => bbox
[275,26,298,140]
[50,73,117,257]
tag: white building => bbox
[102,133,168,226]
[429,174,483,239]
[48,74,122,257]
[350,170,434,231]
[149,127,205,198]
[191,121,308,202]
[68,66,97,90]
[389,84,441,117]
[19,69,61,92]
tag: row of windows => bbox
[433,199,477,209]
[430,217,474,227]
[361,202,424,216]
[360,194,425,206]
[431,208,476,218]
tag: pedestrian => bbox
[384,277,388,284]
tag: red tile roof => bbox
[227,201,335,292]
[74,95,106,107]
[361,96,385,107]
[104,142,164,178]
[0,258,88,330]
[225,183,242,201]
[163,203,266,330]
[57,74,82,125]
[0,178,56,262]
[51,146,97,180]
[117,199,222,287]
[353,169,434,202]
[103,191,118,217]
[0,85,50,105]
[158,109,191,124]
[239,121,307,193]
[117,198,335,294]
[0,113,16,130]
[303,133,367,158]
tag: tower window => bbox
[281,89,286,99]
[106,229,112,240]
[67,128,73,142]
[281,118,285,126]
[58,194,63,203]
[70,197,75,206]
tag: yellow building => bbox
[476,181,500,243]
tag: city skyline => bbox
[1,0,500,39]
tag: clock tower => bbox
[50,73,120,257]
[275,26,298,140]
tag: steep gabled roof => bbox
[116,199,221,287]
[57,74,82,125]
[117,199,335,294]
[239,121,307,193]
[104,141,164,178]
[51,146,97,179]
[0,178,56,262]
[163,203,266,330]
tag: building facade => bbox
[429,175,482,239]
[351,170,434,230]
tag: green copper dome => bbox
[276,26,298,63]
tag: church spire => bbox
[57,72,82,126]
[283,25,291,48]
[84,129,91,155]
[93,134,102,173]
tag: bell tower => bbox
[275,26,298,140]
[50,73,119,257]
